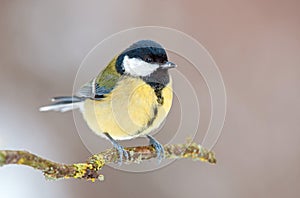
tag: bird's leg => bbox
[146,135,165,163]
[104,132,129,165]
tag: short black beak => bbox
[160,61,177,69]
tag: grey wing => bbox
[76,78,96,98]
[76,78,113,99]
[40,78,114,112]
[40,78,105,112]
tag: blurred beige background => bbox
[0,0,300,198]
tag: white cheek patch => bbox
[123,55,159,77]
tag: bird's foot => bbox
[146,135,165,163]
[104,132,129,165]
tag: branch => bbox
[0,142,216,182]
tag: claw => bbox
[146,135,165,163]
[104,132,128,165]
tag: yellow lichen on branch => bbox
[0,142,216,181]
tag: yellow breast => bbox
[82,76,173,140]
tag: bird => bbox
[40,40,176,163]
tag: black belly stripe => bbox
[147,106,158,127]
[134,105,158,135]
[154,88,164,105]
[133,82,166,136]
[145,82,165,105]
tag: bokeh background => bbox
[0,0,299,197]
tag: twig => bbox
[0,142,216,182]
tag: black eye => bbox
[145,57,153,63]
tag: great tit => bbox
[40,40,176,163]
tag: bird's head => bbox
[116,40,176,77]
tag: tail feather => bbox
[39,96,84,112]
[51,96,83,103]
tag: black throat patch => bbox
[142,68,170,105]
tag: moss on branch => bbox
[0,142,216,182]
